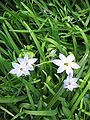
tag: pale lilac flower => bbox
[63,73,79,91]
[9,62,30,77]
[52,53,80,76]
[9,53,37,77]
[17,53,38,71]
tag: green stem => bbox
[35,61,52,67]
[0,105,14,117]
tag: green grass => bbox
[0,0,90,120]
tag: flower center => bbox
[68,82,71,85]
[26,62,28,65]
[20,67,23,71]
[64,63,68,66]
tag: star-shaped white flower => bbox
[9,53,38,77]
[63,73,79,91]
[52,53,80,76]
[9,62,30,77]
[17,53,38,71]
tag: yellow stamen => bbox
[20,68,23,71]
[68,82,71,85]
[26,62,28,65]
[64,63,68,66]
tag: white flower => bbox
[63,73,79,91]
[17,53,38,71]
[9,53,38,77]
[52,53,80,76]
[9,62,30,77]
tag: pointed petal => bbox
[71,78,78,83]
[17,58,24,64]
[21,61,27,67]
[67,54,74,62]
[12,62,19,68]
[59,53,67,61]
[27,65,34,71]
[23,70,30,76]
[68,85,73,91]
[63,84,68,88]
[28,58,38,64]
[67,73,72,81]
[57,66,65,73]
[17,71,22,77]
[66,67,73,76]
[9,69,17,74]
[24,53,28,61]
[72,83,79,88]
[71,62,80,69]
[52,59,63,66]
[64,79,68,84]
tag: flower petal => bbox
[52,59,63,66]
[17,71,22,77]
[66,67,73,76]
[28,58,38,64]
[71,78,78,83]
[27,65,34,71]
[17,58,24,64]
[59,53,67,62]
[12,62,19,68]
[64,79,68,84]
[67,54,74,62]
[63,84,68,88]
[23,70,30,76]
[68,85,73,91]
[66,73,72,82]
[9,69,17,74]
[72,83,79,88]
[71,62,80,69]
[57,66,65,73]
[24,53,28,61]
